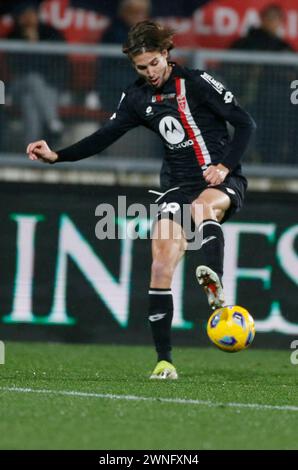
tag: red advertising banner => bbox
[0,0,110,43]
[159,0,298,50]
[1,0,298,49]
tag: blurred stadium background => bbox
[0,1,297,354]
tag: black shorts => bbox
[152,174,247,236]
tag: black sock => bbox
[148,288,173,363]
[198,219,225,282]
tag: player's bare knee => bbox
[191,199,214,222]
[179,238,188,254]
[214,208,225,222]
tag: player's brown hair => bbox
[123,20,175,59]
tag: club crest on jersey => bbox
[177,94,186,112]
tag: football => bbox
[207,305,255,352]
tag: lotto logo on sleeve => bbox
[224,91,234,103]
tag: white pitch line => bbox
[0,386,298,412]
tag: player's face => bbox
[132,50,172,89]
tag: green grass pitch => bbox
[0,341,297,450]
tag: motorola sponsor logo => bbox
[159,116,185,145]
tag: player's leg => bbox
[149,218,187,379]
[191,188,231,309]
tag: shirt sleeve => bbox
[55,90,141,162]
[194,71,256,170]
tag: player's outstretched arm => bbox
[26,140,58,164]
[25,88,141,164]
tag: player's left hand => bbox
[203,164,229,186]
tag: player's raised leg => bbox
[191,188,231,310]
[149,219,187,379]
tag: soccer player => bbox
[27,21,256,380]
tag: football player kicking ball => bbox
[27,21,256,380]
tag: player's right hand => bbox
[26,140,58,164]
